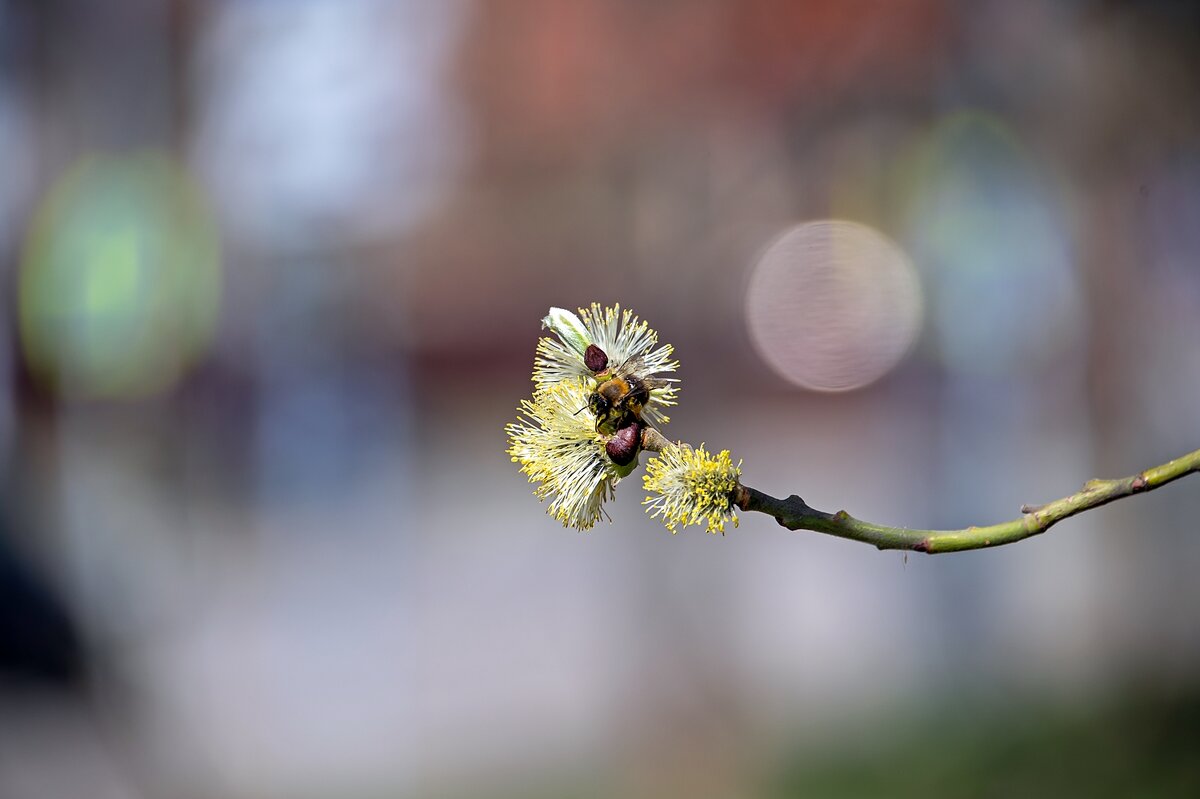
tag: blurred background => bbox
[1,0,1200,796]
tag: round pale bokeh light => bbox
[746,220,923,392]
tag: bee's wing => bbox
[613,355,674,384]
[611,353,647,378]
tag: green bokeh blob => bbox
[19,153,221,399]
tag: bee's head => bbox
[588,391,610,418]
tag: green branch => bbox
[733,446,1200,554]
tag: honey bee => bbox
[583,343,670,444]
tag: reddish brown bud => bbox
[605,422,642,466]
[584,344,609,373]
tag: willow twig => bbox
[732,447,1200,554]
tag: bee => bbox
[583,344,670,440]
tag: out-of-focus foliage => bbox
[767,691,1200,798]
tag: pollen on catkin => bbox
[505,379,623,531]
[509,304,686,530]
[642,443,742,534]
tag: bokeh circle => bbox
[745,220,923,392]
